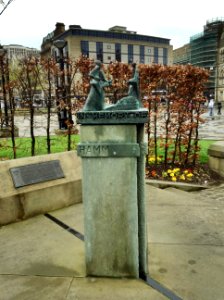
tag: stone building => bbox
[173,18,224,101]
[41,22,173,65]
[3,44,40,60]
[173,44,191,65]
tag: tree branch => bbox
[0,0,15,16]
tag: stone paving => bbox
[199,110,224,140]
[193,182,224,202]
[14,112,59,137]
[13,108,224,139]
[0,184,223,300]
[1,109,223,300]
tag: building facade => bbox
[3,44,40,60]
[173,44,191,65]
[173,18,224,101]
[41,23,173,65]
[0,44,40,108]
[217,30,224,102]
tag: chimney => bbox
[54,22,65,37]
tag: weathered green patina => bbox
[77,142,141,157]
[104,63,142,111]
[77,62,149,279]
[76,109,148,125]
[81,62,143,113]
[82,61,112,111]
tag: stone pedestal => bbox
[77,110,148,278]
[208,141,224,177]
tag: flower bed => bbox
[146,163,222,186]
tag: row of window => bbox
[81,41,168,64]
[70,28,170,45]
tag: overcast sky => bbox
[0,0,224,50]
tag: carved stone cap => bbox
[76,109,149,125]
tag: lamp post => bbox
[53,39,67,100]
[0,44,9,127]
[53,39,72,125]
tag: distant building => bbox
[0,44,41,105]
[3,44,40,60]
[173,18,224,101]
[173,44,191,65]
[41,22,173,65]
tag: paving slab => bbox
[147,184,224,300]
[0,214,85,277]
[0,274,73,300]
[146,185,206,207]
[148,199,224,245]
[49,203,85,234]
[0,183,224,300]
[67,277,167,300]
[149,244,224,300]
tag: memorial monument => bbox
[77,61,149,279]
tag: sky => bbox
[0,0,224,50]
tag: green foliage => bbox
[147,139,216,165]
[198,140,216,163]
[140,64,210,167]
[0,135,80,160]
[0,135,214,163]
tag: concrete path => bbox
[14,112,59,138]
[199,111,224,140]
[13,108,224,139]
[0,184,223,300]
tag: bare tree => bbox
[15,57,40,156]
[0,0,15,16]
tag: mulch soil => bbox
[145,163,223,186]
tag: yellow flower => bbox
[173,168,180,173]
[167,169,172,173]
[171,176,177,181]
[179,174,185,180]
[149,157,155,163]
[186,173,193,178]
[170,172,175,177]
[184,170,189,174]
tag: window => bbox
[163,48,168,65]
[128,44,133,63]
[154,47,158,64]
[115,43,121,62]
[81,41,89,57]
[96,42,103,61]
[72,28,170,45]
[140,45,144,64]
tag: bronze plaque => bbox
[10,160,65,188]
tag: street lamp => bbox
[53,39,67,100]
[53,39,72,125]
[0,44,9,127]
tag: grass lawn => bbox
[198,139,216,163]
[0,135,216,162]
[0,135,80,160]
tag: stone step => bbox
[146,185,197,206]
[146,179,208,192]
